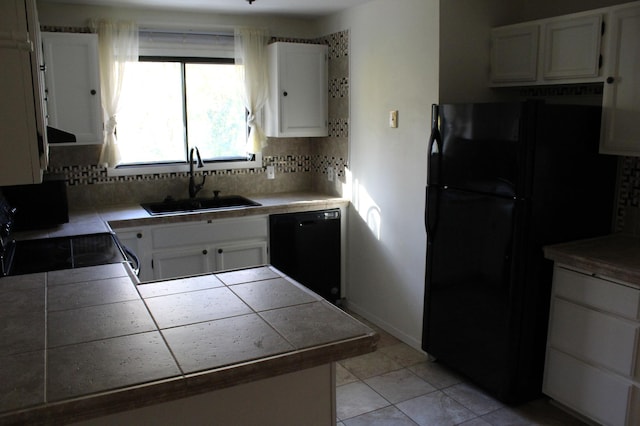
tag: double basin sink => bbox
[141,195,260,215]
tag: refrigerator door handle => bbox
[426,104,442,235]
[425,186,441,238]
[427,104,442,187]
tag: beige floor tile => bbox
[396,391,477,426]
[340,350,402,380]
[364,368,436,404]
[336,381,389,420]
[378,343,428,367]
[336,362,360,387]
[443,382,504,416]
[408,360,464,389]
[481,398,589,426]
[342,406,418,426]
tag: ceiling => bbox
[38,0,374,18]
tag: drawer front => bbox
[152,216,268,249]
[549,298,639,377]
[543,348,630,426]
[554,266,640,320]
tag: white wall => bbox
[36,1,313,38]
[521,0,631,20]
[439,0,522,103]
[319,0,439,349]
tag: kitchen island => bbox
[0,263,377,425]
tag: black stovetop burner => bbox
[3,233,128,276]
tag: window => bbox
[116,57,252,169]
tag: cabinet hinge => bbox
[601,21,605,35]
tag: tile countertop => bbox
[543,233,640,288]
[101,192,349,229]
[0,264,377,425]
[10,192,349,240]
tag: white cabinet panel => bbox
[147,215,269,281]
[549,298,639,376]
[215,240,267,272]
[0,0,48,185]
[490,11,604,86]
[153,247,211,280]
[544,349,630,426]
[544,264,640,425]
[490,25,539,83]
[542,15,602,79]
[42,32,102,144]
[114,228,152,282]
[152,216,268,249]
[600,4,640,156]
[554,266,640,320]
[266,42,328,137]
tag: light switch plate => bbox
[390,110,398,128]
[266,165,275,179]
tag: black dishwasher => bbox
[269,209,341,304]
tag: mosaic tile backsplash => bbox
[45,29,350,208]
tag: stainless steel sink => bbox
[141,195,261,215]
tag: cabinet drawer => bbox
[554,266,640,320]
[543,348,631,426]
[549,298,639,377]
[152,216,268,249]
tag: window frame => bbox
[107,51,262,177]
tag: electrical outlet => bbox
[266,165,275,180]
[327,166,334,182]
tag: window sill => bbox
[106,153,263,177]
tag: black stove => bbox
[4,233,128,276]
[0,190,132,277]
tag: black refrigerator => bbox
[422,101,617,403]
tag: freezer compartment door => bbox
[434,103,534,197]
[423,186,525,400]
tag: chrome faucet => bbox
[188,147,206,199]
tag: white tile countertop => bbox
[0,192,368,424]
[543,233,640,288]
[11,192,349,240]
[0,264,377,425]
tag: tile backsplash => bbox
[45,29,350,209]
[616,156,640,234]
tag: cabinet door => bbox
[114,228,152,282]
[490,25,539,83]
[542,14,602,80]
[215,240,267,272]
[0,0,46,185]
[267,42,328,137]
[152,247,212,280]
[42,32,102,144]
[544,349,631,426]
[600,5,640,156]
[549,298,639,376]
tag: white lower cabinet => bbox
[544,265,640,426]
[114,215,269,282]
[114,228,152,282]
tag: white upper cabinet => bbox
[541,15,602,80]
[490,25,539,83]
[0,0,48,185]
[42,32,102,144]
[265,42,328,138]
[490,11,604,86]
[599,3,640,156]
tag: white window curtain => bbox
[88,19,139,167]
[234,27,269,154]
